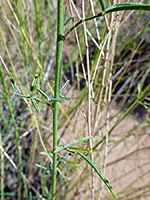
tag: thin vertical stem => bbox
[34,0,43,86]
[34,0,42,63]
[68,1,88,86]
[52,0,64,199]
[82,1,94,199]
[99,7,119,199]
[89,0,100,42]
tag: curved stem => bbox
[64,3,150,39]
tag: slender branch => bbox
[64,12,103,39]
[64,3,150,39]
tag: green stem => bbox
[0,63,28,199]
[64,3,150,39]
[64,13,103,39]
[104,3,150,14]
[17,0,29,64]
[34,0,42,62]
[98,0,106,11]
[52,0,64,199]
[34,0,43,86]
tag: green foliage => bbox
[8,73,70,112]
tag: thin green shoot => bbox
[59,80,71,100]
[35,164,48,171]
[54,145,92,153]
[64,17,74,26]
[37,88,64,102]
[59,94,71,100]
[37,88,49,99]
[58,148,117,199]
[98,0,106,11]
[62,159,82,169]
[54,136,93,153]
[8,73,64,112]
[63,7,67,25]
[59,80,70,94]
[77,152,117,199]
[30,74,38,96]
[63,6,73,27]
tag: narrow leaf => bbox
[8,72,16,92]
[59,94,71,100]
[49,98,64,102]
[30,74,38,95]
[59,80,70,94]
[58,158,69,169]
[30,97,40,112]
[63,6,67,25]
[144,102,150,106]
[7,72,14,84]
[44,187,50,198]
[61,152,74,161]
[64,16,73,26]
[69,136,93,147]
[77,152,116,199]
[54,137,93,153]
[37,88,49,99]
[40,152,53,157]
[98,0,106,11]
[68,147,92,153]
[54,145,68,153]
[35,164,48,171]
[15,93,30,98]
[64,159,82,169]
[104,3,150,15]
[33,97,52,106]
